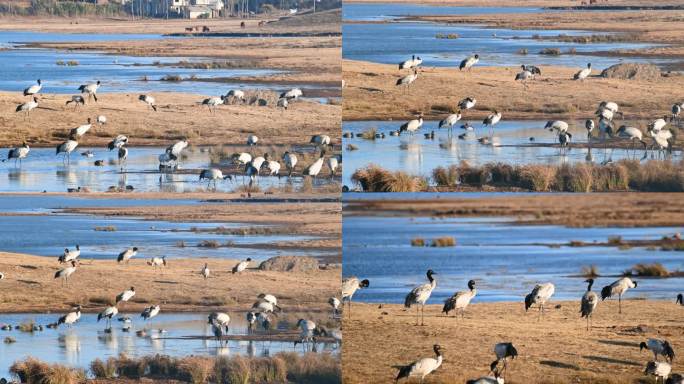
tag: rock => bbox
[600,63,661,80]
[258,256,319,272]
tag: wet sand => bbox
[342,60,684,123]
[342,301,684,383]
[344,193,684,227]
[0,91,340,147]
[0,252,339,313]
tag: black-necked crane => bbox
[677,293,683,306]
[649,116,668,133]
[310,134,331,147]
[199,168,231,189]
[667,373,684,384]
[141,305,160,324]
[70,118,92,138]
[226,89,245,104]
[295,318,317,352]
[202,95,225,113]
[257,293,278,307]
[166,139,188,162]
[246,311,257,334]
[65,95,85,110]
[97,115,107,125]
[647,126,674,159]
[233,152,252,166]
[54,260,78,286]
[262,154,281,176]
[118,145,128,171]
[645,361,672,384]
[59,244,80,263]
[573,63,591,80]
[598,117,615,163]
[98,305,119,330]
[252,155,266,173]
[491,342,518,378]
[515,65,534,88]
[57,305,81,328]
[78,80,101,102]
[558,131,572,155]
[280,88,303,100]
[117,247,138,264]
[23,79,42,97]
[277,97,288,111]
[597,101,621,119]
[616,125,647,159]
[483,110,502,138]
[442,279,477,318]
[245,160,259,187]
[147,256,167,271]
[438,110,462,134]
[585,119,595,141]
[252,298,281,314]
[201,263,210,280]
[56,136,79,164]
[394,344,443,384]
[641,339,675,363]
[342,277,369,318]
[328,155,339,177]
[600,277,637,314]
[399,113,424,136]
[208,312,231,334]
[544,120,569,134]
[672,103,682,125]
[328,297,340,317]
[232,257,252,274]
[460,54,479,72]
[580,278,598,331]
[524,64,542,75]
[399,55,422,70]
[405,269,437,326]
[466,372,504,384]
[108,135,128,151]
[116,287,136,304]
[396,68,418,92]
[524,282,555,320]
[5,142,30,166]
[138,94,157,111]
[303,151,325,180]
[16,97,38,119]
[0,272,4,280]
[282,151,298,177]
[247,135,258,146]
[459,97,477,110]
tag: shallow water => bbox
[343,3,670,68]
[342,215,684,304]
[0,146,322,193]
[341,120,666,187]
[0,312,337,379]
[0,195,201,214]
[0,212,320,260]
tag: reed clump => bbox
[351,164,426,192]
[624,263,670,277]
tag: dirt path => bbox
[342,301,684,383]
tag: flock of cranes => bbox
[385,54,682,162]
[344,270,682,383]
[6,79,341,191]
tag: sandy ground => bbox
[343,193,684,227]
[342,60,684,123]
[342,301,684,383]
[0,252,339,313]
[0,91,340,147]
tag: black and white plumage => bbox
[573,63,591,80]
[394,344,443,383]
[342,277,369,318]
[327,155,339,177]
[70,118,92,138]
[54,260,78,286]
[617,125,648,154]
[252,299,281,314]
[107,135,128,151]
[667,373,684,384]
[600,277,637,314]
[558,131,572,151]
[303,151,325,179]
[16,97,39,117]
[202,95,225,113]
[515,66,534,84]
[483,110,502,138]
[232,258,252,274]
[641,339,676,363]
[6,142,30,166]
[585,119,595,139]
[524,65,542,75]
[208,312,231,334]
[138,94,157,111]
[672,103,682,124]
[261,154,281,176]
[458,97,477,110]
[460,54,479,71]
[233,152,252,166]
[78,80,101,102]
[56,137,79,164]
[399,114,424,136]
[257,293,278,306]
[645,361,672,383]
[65,95,85,109]
[147,256,167,270]
[97,305,119,329]
[257,312,273,333]
[57,306,81,328]
[166,139,188,160]
[328,297,341,317]
[117,247,138,264]
[295,319,318,351]
[141,305,160,321]
[491,342,518,377]
[277,97,288,110]
[466,373,504,384]
[442,279,477,318]
[545,120,569,134]
[580,278,598,331]
[201,263,210,279]
[524,282,555,319]
[23,79,42,96]
[226,89,245,104]
[282,151,297,177]
[118,146,128,171]
[677,294,683,306]
[116,287,136,304]
[246,311,257,333]
[405,269,437,326]
[59,244,80,263]
[438,111,462,132]
[399,55,422,70]
[199,168,231,189]
[247,135,258,146]
[310,134,331,146]
[280,88,303,100]
[396,68,418,90]
[97,115,107,125]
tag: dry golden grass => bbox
[351,164,427,192]
[342,301,684,384]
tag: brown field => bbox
[342,60,684,122]
[0,252,339,313]
[342,301,684,383]
[344,0,684,7]
[0,91,339,147]
[343,193,684,227]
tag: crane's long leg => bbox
[618,294,622,314]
